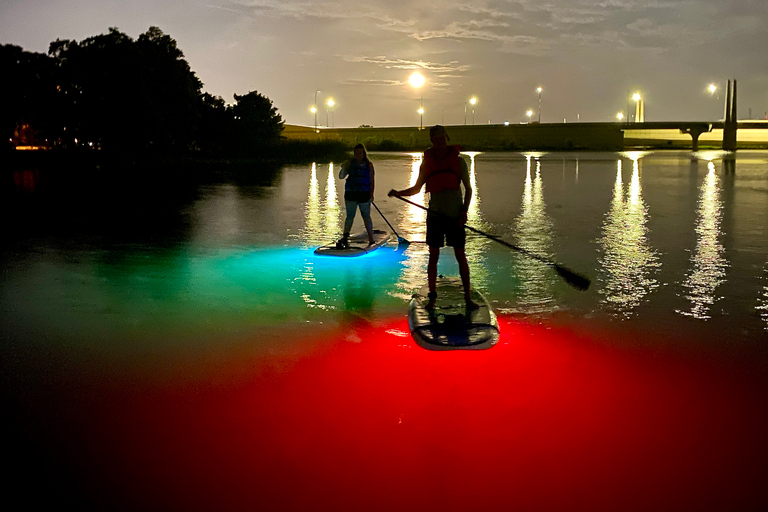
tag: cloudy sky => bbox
[2,0,767,127]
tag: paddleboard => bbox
[314,229,391,257]
[408,276,500,350]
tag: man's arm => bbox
[389,162,427,197]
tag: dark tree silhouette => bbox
[48,27,202,152]
[2,27,304,160]
[231,90,284,154]
[0,44,59,149]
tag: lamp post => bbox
[616,112,624,122]
[409,72,425,127]
[313,90,320,132]
[526,110,533,123]
[418,106,424,130]
[708,83,719,120]
[326,98,335,127]
[310,106,318,132]
[632,92,643,122]
[469,97,477,125]
[536,86,543,123]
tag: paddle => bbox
[372,201,409,244]
[390,194,591,291]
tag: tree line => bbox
[1,27,294,157]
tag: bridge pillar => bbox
[680,126,710,152]
[680,123,713,153]
[723,79,738,152]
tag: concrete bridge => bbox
[286,79,768,152]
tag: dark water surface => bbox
[2,151,767,510]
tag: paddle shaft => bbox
[391,194,590,290]
[372,201,407,243]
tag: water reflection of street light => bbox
[326,98,335,127]
[536,86,543,123]
[526,110,533,123]
[418,106,424,130]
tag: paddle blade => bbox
[555,265,591,291]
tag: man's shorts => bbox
[426,213,465,248]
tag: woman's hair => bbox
[353,143,369,163]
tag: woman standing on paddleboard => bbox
[337,143,375,248]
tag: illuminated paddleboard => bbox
[408,276,500,350]
[314,229,391,257]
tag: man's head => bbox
[429,125,449,146]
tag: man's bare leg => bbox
[427,246,439,310]
[455,247,479,309]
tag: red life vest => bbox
[423,145,462,193]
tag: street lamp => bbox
[632,92,643,122]
[536,86,543,123]
[313,90,320,132]
[326,98,335,127]
[469,97,477,125]
[526,110,533,123]
[708,83,720,120]
[616,112,624,122]
[408,72,425,127]
[418,106,424,130]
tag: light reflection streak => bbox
[678,161,727,319]
[302,163,324,247]
[758,265,768,331]
[324,164,341,238]
[597,154,660,316]
[509,156,556,314]
[464,152,490,289]
[395,154,427,299]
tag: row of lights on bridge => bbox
[309,77,724,128]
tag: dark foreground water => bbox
[2,151,767,510]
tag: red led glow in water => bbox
[20,317,768,511]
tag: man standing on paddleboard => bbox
[388,125,479,310]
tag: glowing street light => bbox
[467,97,477,125]
[526,109,533,123]
[536,86,543,123]
[310,106,318,132]
[326,98,335,127]
[616,112,624,121]
[707,83,720,120]
[418,106,425,130]
[632,92,644,122]
[408,72,425,127]
[313,90,320,132]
